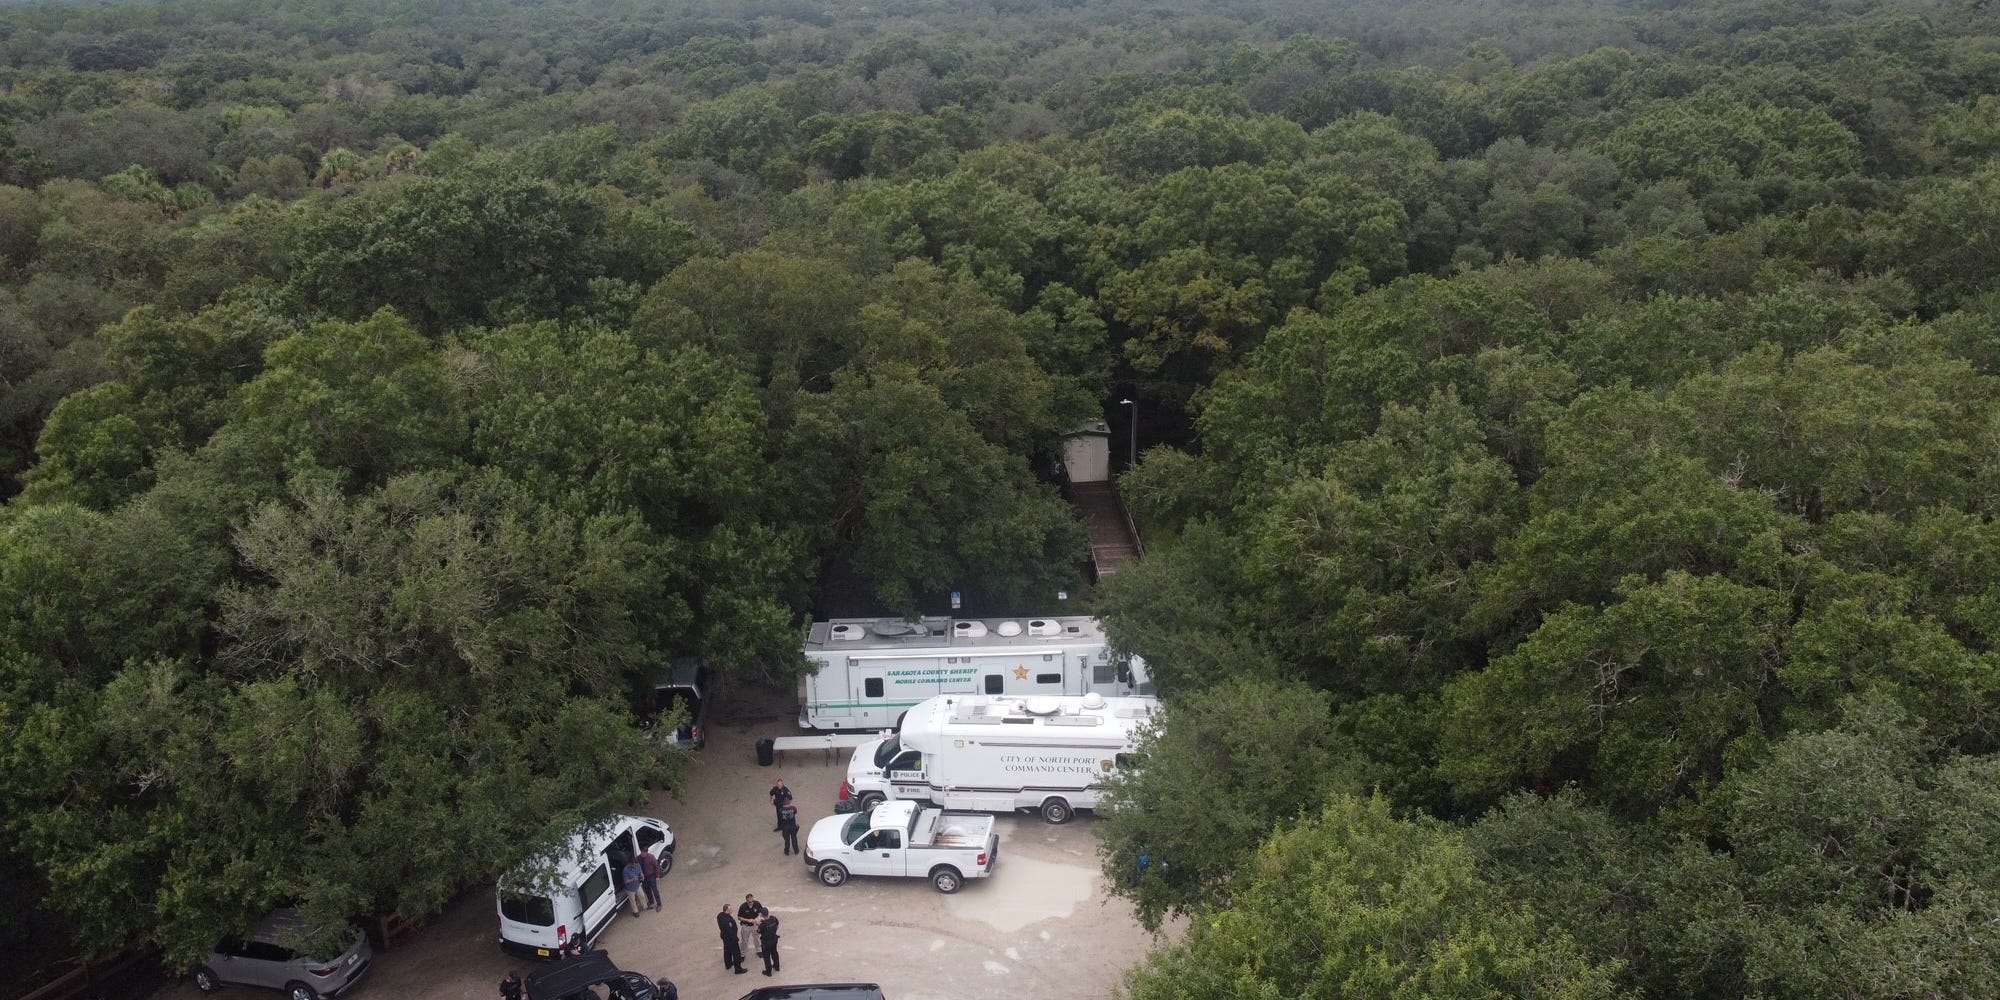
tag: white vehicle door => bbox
[847,828,905,876]
[854,673,890,729]
[574,858,617,944]
[808,659,852,726]
[885,750,927,799]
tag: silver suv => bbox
[192,908,372,1000]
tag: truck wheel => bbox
[1040,798,1074,824]
[930,866,964,894]
[857,792,885,811]
[817,862,849,887]
[192,967,220,993]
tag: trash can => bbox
[756,737,775,767]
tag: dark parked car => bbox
[645,658,711,750]
[192,909,372,1000]
[733,986,886,1000]
[525,952,658,1000]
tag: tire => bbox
[817,862,849,887]
[287,983,320,1000]
[192,967,220,993]
[931,866,964,894]
[857,792,885,811]
[1040,797,1074,824]
[656,849,674,877]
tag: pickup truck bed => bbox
[915,810,992,848]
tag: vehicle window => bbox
[880,830,901,849]
[613,828,641,862]
[579,862,612,910]
[864,677,884,697]
[636,825,666,853]
[984,674,1003,694]
[214,938,250,959]
[1036,673,1061,684]
[501,894,556,925]
[1115,753,1147,769]
[873,739,901,768]
[1093,661,1115,684]
[890,751,922,771]
[243,940,293,963]
[855,832,876,850]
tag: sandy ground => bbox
[155,685,1162,1000]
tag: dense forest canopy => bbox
[5,0,2000,994]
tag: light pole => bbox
[1119,397,1138,471]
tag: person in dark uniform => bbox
[718,902,746,973]
[757,911,782,976]
[769,779,793,830]
[737,893,767,960]
[500,970,524,1000]
[777,804,800,855]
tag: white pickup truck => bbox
[803,799,998,893]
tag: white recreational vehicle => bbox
[799,616,1151,731]
[838,692,1160,823]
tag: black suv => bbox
[645,658,711,750]
[525,952,659,1000]
[734,987,886,1000]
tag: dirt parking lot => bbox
[154,687,1161,1000]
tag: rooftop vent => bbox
[829,623,867,641]
[1081,693,1106,710]
[1023,697,1062,715]
[953,620,989,639]
[996,620,1023,637]
[1027,619,1061,637]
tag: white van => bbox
[496,815,674,960]
[837,693,1158,823]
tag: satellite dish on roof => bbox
[1081,693,1106,710]
[871,620,922,637]
[1024,697,1062,715]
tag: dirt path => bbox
[156,685,1162,1000]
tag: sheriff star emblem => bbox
[1013,665,1030,680]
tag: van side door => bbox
[576,856,616,942]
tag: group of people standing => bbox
[618,845,667,914]
[716,892,782,976]
[772,777,801,854]
[501,775,806,998]
[711,778,797,976]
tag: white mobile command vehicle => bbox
[496,815,673,960]
[805,798,999,893]
[798,616,1153,730]
[838,692,1159,823]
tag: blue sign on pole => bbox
[950,590,963,610]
